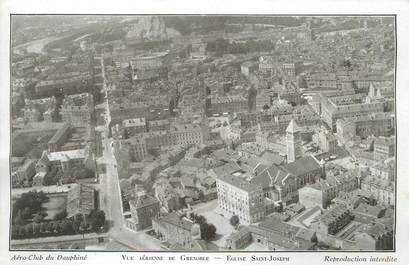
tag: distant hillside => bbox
[126,16,169,41]
[163,16,227,35]
[225,16,305,27]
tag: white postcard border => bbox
[1,1,409,265]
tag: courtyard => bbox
[191,199,235,248]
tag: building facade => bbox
[60,93,94,127]
[310,205,353,235]
[321,94,384,131]
[361,176,394,206]
[299,172,359,209]
[374,136,395,161]
[216,173,265,224]
[129,190,160,230]
[152,212,201,249]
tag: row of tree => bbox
[12,191,49,225]
[12,210,106,240]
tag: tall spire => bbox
[286,119,301,133]
[286,119,302,163]
[368,82,375,98]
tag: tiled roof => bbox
[66,184,95,218]
[308,172,357,191]
[217,173,262,193]
[212,162,242,178]
[296,228,316,241]
[258,218,300,236]
[130,194,159,209]
[155,212,194,231]
[283,155,321,177]
[47,149,87,162]
[260,151,285,165]
[313,204,350,225]
[353,203,383,218]
[248,225,313,250]
[250,165,289,188]
[226,226,251,241]
[357,222,389,239]
[250,156,320,188]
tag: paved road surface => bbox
[11,232,107,246]
[96,56,163,251]
[98,133,163,250]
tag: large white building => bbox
[215,167,265,225]
[286,119,302,163]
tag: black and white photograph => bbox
[7,14,397,252]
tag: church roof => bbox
[283,156,321,177]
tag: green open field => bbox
[42,193,67,220]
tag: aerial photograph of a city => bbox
[10,15,395,251]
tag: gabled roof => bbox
[313,204,350,225]
[357,222,389,239]
[212,162,242,178]
[296,228,316,241]
[354,203,384,218]
[259,151,286,165]
[258,218,300,236]
[250,164,290,188]
[130,194,159,209]
[247,221,315,250]
[283,156,321,177]
[226,226,251,241]
[251,156,321,188]
[154,212,194,231]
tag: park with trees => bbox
[11,191,106,240]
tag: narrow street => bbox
[99,136,162,250]
[96,55,163,251]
